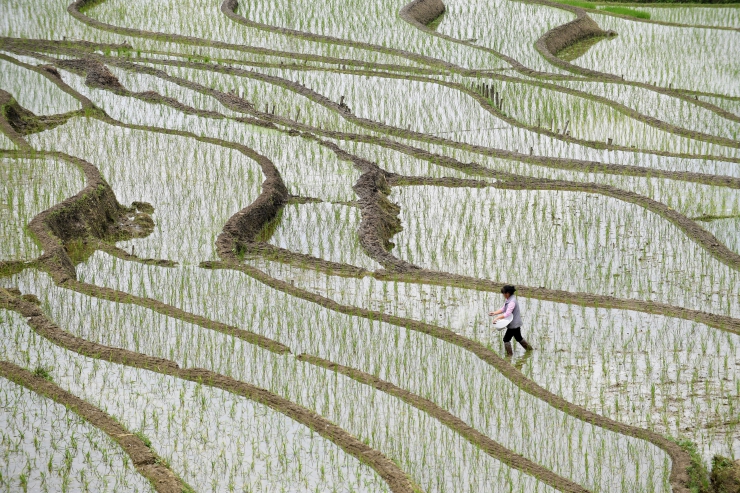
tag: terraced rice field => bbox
[1,0,739,492]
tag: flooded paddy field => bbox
[1,0,739,492]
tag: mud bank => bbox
[221,0,459,73]
[215,152,289,257]
[0,150,153,283]
[205,260,693,493]
[0,90,82,137]
[312,139,419,272]
[0,359,188,493]
[400,0,446,27]
[533,1,621,78]
[299,353,591,493]
[0,289,423,493]
[19,47,740,181]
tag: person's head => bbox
[501,285,516,299]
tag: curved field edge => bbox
[212,175,695,492]
[5,53,739,331]
[6,42,740,185]
[0,289,424,493]
[4,5,736,490]
[6,101,694,491]
[1,106,422,492]
[297,353,592,493]
[58,0,740,132]
[3,147,593,493]
[398,0,740,123]
[8,51,739,275]
[0,359,191,493]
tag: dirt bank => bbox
[0,90,82,137]
[0,150,153,283]
[221,0,458,73]
[309,139,419,272]
[536,13,615,62]
[20,47,740,181]
[205,260,693,493]
[299,353,591,493]
[399,0,446,26]
[0,288,423,493]
[0,360,188,493]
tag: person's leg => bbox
[502,330,514,356]
[514,328,533,351]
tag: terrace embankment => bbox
[711,456,740,492]
[3,147,288,353]
[0,260,37,278]
[0,288,424,493]
[93,64,739,277]
[537,10,614,58]
[214,144,290,259]
[0,359,189,493]
[20,48,740,180]
[535,8,619,78]
[220,0,460,73]
[19,55,740,282]
[105,54,740,169]
[400,0,446,26]
[6,150,155,284]
[298,353,592,493]
[0,148,153,283]
[0,90,82,137]
[67,0,450,75]
[203,260,693,492]
[2,57,368,278]
[312,139,419,272]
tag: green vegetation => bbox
[3,0,740,491]
[600,0,738,3]
[599,5,653,17]
[555,0,597,8]
[32,366,54,381]
[710,456,740,493]
[427,12,447,31]
[134,430,152,448]
[670,438,711,493]
[556,34,611,61]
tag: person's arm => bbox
[489,307,503,316]
[494,300,516,321]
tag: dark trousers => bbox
[503,327,523,343]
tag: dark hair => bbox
[501,285,516,295]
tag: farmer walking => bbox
[490,285,532,356]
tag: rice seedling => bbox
[575,14,740,95]
[0,322,156,493]
[2,0,738,489]
[598,7,651,20]
[0,157,85,262]
[624,6,740,28]
[554,0,596,10]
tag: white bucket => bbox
[492,315,513,329]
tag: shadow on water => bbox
[513,349,534,372]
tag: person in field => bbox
[489,285,532,356]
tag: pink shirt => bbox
[501,299,516,318]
